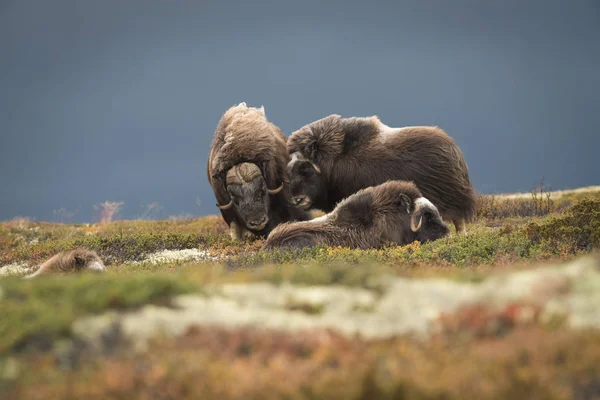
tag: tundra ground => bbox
[1,186,600,399]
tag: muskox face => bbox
[217,163,282,231]
[287,152,324,210]
[409,197,451,243]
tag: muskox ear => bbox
[398,194,412,214]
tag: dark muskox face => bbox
[227,177,270,230]
[287,152,324,210]
[217,163,282,231]
[409,197,451,243]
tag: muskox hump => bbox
[335,191,374,228]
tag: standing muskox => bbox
[263,180,450,250]
[285,114,477,235]
[207,103,310,240]
[24,248,106,279]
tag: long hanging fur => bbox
[24,248,105,278]
[263,180,450,250]
[207,103,309,236]
[286,114,476,233]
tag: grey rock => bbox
[70,254,600,353]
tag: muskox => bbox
[286,114,477,235]
[24,248,106,279]
[207,102,310,240]
[262,180,450,250]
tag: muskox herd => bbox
[208,103,477,251]
[17,102,475,279]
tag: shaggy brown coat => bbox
[262,180,450,250]
[207,103,309,238]
[24,248,105,279]
[286,114,476,234]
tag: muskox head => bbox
[408,197,450,243]
[216,162,283,231]
[287,152,324,210]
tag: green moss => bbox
[0,273,198,355]
[284,299,325,315]
[191,261,395,295]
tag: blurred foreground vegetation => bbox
[1,187,600,399]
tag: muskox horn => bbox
[310,161,321,174]
[411,214,423,232]
[267,183,283,195]
[217,200,233,210]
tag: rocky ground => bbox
[1,187,600,399]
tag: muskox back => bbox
[207,103,309,239]
[263,180,450,251]
[24,248,106,279]
[286,114,476,234]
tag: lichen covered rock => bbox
[72,254,600,353]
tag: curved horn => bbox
[267,183,283,195]
[410,214,423,232]
[217,200,233,210]
[309,161,321,174]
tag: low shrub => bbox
[524,198,600,255]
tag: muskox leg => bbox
[229,220,244,241]
[453,219,467,235]
[230,220,255,241]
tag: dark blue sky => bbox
[1,0,598,223]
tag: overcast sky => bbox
[1,0,598,223]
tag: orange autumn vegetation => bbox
[7,325,600,400]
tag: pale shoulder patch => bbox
[310,214,329,224]
[378,121,403,140]
[397,126,421,133]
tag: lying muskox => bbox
[262,180,450,250]
[24,248,106,279]
[207,102,310,240]
[286,114,477,235]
